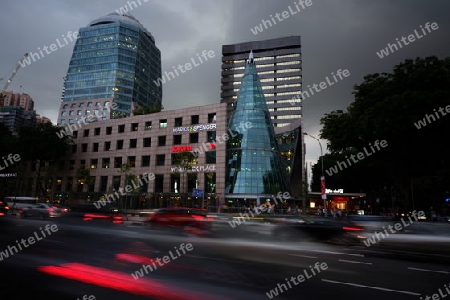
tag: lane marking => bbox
[322,279,421,296]
[289,254,318,259]
[301,249,364,257]
[408,267,450,275]
[338,259,372,265]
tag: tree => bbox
[76,167,94,194]
[118,163,139,209]
[133,103,164,115]
[319,56,450,212]
[16,123,72,198]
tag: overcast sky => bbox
[1,0,449,181]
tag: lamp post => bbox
[304,132,327,216]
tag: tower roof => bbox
[89,12,155,42]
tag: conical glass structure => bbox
[225,53,290,195]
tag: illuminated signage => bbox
[173,123,216,133]
[170,165,216,172]
[171,146,193,152]
[326,189,344,193]
[0,173,17,178]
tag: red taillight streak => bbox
[83,213,109,219]
[343,226,364,231]
[37,263,202,300]
[115,253,155,265]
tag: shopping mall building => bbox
[53,102,227,208]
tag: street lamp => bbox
[304,132,327,216]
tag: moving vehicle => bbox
[271,216,366,245]
[4,196,39,211]
[148,207,213,230]
[21,203,62,219]
[0,200,9,217]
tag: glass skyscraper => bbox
[221,36,305,199]
[225,52,290,206]
[59,12,161,122]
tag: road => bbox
[1,215,450,300]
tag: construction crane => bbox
[0,53,29,97]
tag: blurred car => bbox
[0,200,10,217]
[21,203,62,219]
[148,207,213,230]
[271,216,366,245]
[68,203,123,224]
[49,204,70,213]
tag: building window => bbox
[158,136,166,146]
[141,155,150,167]
[173,135,182,145]
[145,121,152,130]
[61,111,67,117]
[69,160,75,170]
[174,117,182,127]
[114,157,122,168]
[206,151,216,164]
[159,119,167,128]
[77,110,83,116]
[106,126,112,135]
[113,176,121,190]
[72,145,77,153]
[130,139,137,148]
[156,154,165,166]
[66,177,73,191]
[95,102,100,107]
[154,175,164,193]
[78,103,84,108]
[81,143,88,152]
[63,104,68,109]
[143,137,151,147]
[207,131,216,142]
[71,103,76,108]
[116,140,123,150]
[191,115,199,124]
[69,111,75,116]
[131,123,138,131]
[102,158,110,168]
[127,156,136,167]
[208,113,216,123]
[171,174,180,193]
[80,160,86,169]
[190,132,199,143]
[90,159,98,169]
[83,129,89,137]
[205,173,216,193]
[87,102,93,107]
[93,143,99,152]
[100,176,108,193]
[104,141,111,151]
[56,177,62,192]
[94,127,100,135]
[118,124,125,133]
[72,131,78,138]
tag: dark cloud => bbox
[1,0,449,178]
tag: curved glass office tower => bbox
[225,52,290,206]
[60,12,162,118]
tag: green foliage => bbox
[133,103,164,115]
[318,56,450,210]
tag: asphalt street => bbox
[1,215,449,300]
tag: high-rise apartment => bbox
[58,12,162,125]
[221,36,305,198]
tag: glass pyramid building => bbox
[225,51,291,204]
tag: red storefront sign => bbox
[171,146,193,152]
